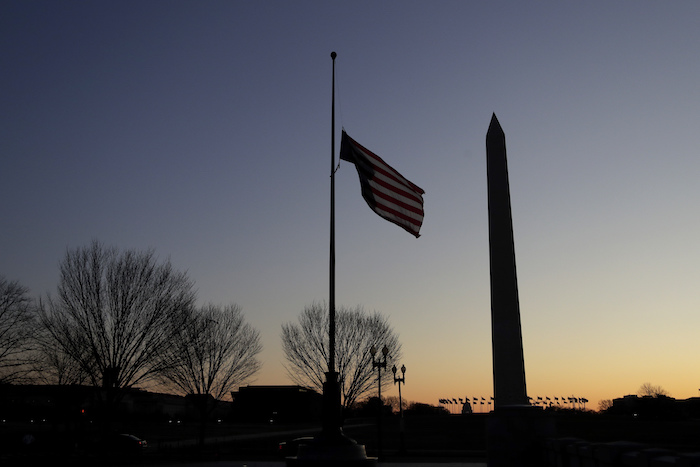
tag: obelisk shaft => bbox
[486,113,529,408]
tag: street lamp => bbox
[392,364,406,454]
[370,344,389,460]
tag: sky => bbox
[3,0,700,411]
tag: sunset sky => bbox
[3,1,700,411]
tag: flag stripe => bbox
[372,206,421,236]
[364,180,423,231]
[354,159,424,210]
[347,137,424,198]
[348,155,424,213]
[340,131,424,237]
[366,176,424,216]
[367,184,424,226]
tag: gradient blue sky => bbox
[3,1,700,409]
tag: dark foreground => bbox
[2,412,700,466]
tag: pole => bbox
[398,380,404,452]
[371,345,387,460]
[287,52,376,466]
[320,51,342,441]
[377,364,382,460]
[394,366,405,455]
[329,50,337,375]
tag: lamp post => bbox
[392,364,406,454]
[370,345,388,460]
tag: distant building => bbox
[231,385,322,423]
[0,384,233,424]
[0,384,98,423]
[610,394,700,420]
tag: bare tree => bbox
[157,303,262,400]
[38,241,196,399]
[0,276,36,384]
[281,302,402,409]
[385,395,410,413]
[638,382,669,398]
[32,316,89,385]
[598,399,613,412]
[157,303,262,447]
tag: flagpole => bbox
[286,51,376,466]
[320,50,342,441]
[329,50,337,377]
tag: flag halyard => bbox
[340,131,425,237]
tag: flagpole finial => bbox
[331,51,337,60]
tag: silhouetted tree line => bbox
[2,241,404,436]
[346,396,448,418]
[1,241,263,439]
[595,383,700,421]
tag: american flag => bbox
[340,131,425,237]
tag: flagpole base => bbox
[286,443,377,467]
[285,372,377,466]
